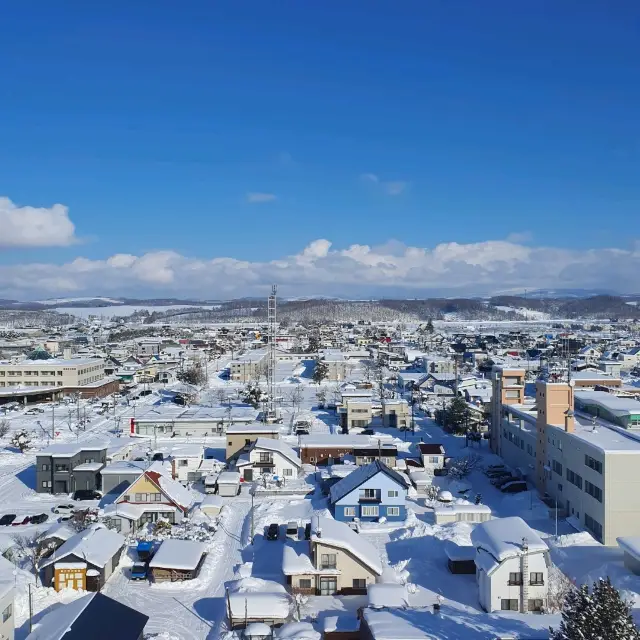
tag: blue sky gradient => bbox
[0,1,639,297]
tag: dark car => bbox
[29,513,49,525]
[12,516,31,527]
[361,429,374,436]
[73,489,102,501]
[266,523,279,540]
[491,475,518,487]
[0,514,16,526]
[152,452,164,462]
[501,481,528,494]
[130,562,149,581]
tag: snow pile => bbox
[276,621,320,639]
[228,576,287,595]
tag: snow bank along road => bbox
[103,498,252,640]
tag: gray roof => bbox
[329,460,408,504]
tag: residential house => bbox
[0,556,14,640]
[36,442,108,494]
[100,460,148,495]
[26,592,148,640]
[165,444,204,484]
[148,539,206,582]
[354,446,397,468]
[338,398,373,432]
[282,515,382,595]
[417,443,446,471]
[236,438,301,482]
[381,399,410,429]
[225,424,280,462]
[471,516,549,613]
[227,592,290,629]
[300,434,376,466]
[104,466,194,533]
[40,525,125,592]
[329,460,409,522]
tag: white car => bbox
[52,504,76,515]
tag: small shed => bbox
[408,470,432,492]
[217,471,241,497]
[433,503,492,525]
[323,615,360,640]
[200,495,225,517]
[227,592,290,629]
[149,539,206,582]
[204,473,219,494]
[445,542,477,574]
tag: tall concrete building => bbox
[0,358,104,389]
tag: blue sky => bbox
[1,1,639,298]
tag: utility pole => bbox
[28,582,33,633]
[250,491,255,544]
[52,403,55,439]
[267,284,278,421]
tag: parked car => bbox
[137,541,154,561]
[286,521,298,539]
[12,516,31,527]
[492,476,518,488]
[0,514,17,526]
[130,562,149,581]
[501,481,528,494]
[485,464,506,472]
[29,513,49,524]
[486,469,512,479]
[72,490,102,501]
[361,429,374,436]
[266,523,279,540]
[52,504,76,515]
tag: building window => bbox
[501,599,518,611]
[54,464,68,473]
[585,513,603,542]
[320,554,337,570]
[152,493,162,501]
[41,464,49,471]
[530,572,544,585]
[529,599,544,612]
[585,455,602,474]
[299,579,312,589]
[283,468,293,477]
[352,578,367,589]
[361,505,379,517]
[388,490,398,498]
[362,488,376,499]
[585,480,603,503]
[259,452,271,463]
[344,507,356,516]
[2,603,12,623]
[552,460,563,476]
[566,468,583,490]
[41,481,51,489]
[508,572,523,585]
[387,507,400,517]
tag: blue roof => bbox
[329,460,408,504]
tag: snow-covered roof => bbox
[145,469,194,512]
[73,462,104,472]
[228,592,291,620]
[617,536,640,561]
[367,583,409,609]
[470,516,547,566]
[149,539,206,570]
[40,525,125,570]
[227,424,280,434]
[218,471,241,484]
[253,437,301,468]
[100,460,148,475]
[42,521,76,542]
[311,515,382,575]
[433,504,492,515]
[38,440,107,457]
[330,460,408,504]
[300,434,376,448]
[361,608,436,640]
[26,593,95,640]
[275,622,320,640]
[282,542,317,575]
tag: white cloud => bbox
[246,192,277,204]
[506,231,533,243]
[1,238,639,299]
[360,174,408,196]
[0,197,78,247]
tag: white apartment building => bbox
[492,371,640,546]
[0,358,104,389]
[229,350,267,382]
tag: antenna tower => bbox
[267,284,278,420]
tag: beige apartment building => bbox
[229,351,267,382]
[0,358,104,389]
[492,370,640,546]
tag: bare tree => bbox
[0,419,10,439]
[288,386,304,415]
[68,509,99,533]
[547,564,575,613]
[448,453,483,479]
[12,533,58,586]
[315,389,327,409]
[213,387,228,405]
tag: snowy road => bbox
[103,499,251,640]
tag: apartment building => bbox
[490,366,525,455]
[318,349,348,381]
[0,358,104,389]
[339,398,373,432]
[381,399,410,428]
[229,350,267,382]
[493,374,640,546]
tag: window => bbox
[566,468,583,489]
[2,603,12,623]
[530,572,544,585]
[41,480,51,489]
[283,468,293,476]
[123,494,130,501]
[152,493,162,502]
[259,452,272,463]
[388,490,398,498]
[585,513,603,542]
[529,599,544,612]
[505,390,520,399]
[362,488,376,498]
[428,456,440,464]
[361,505,379,517]
[501,599,518,611]
[552,460,563,476]
[585,455,602,474]
[344,507,356,516]
[54,464,68,473]
[387,507,400,517]
[508,572,523,585]
[179,459,188,467]
[299,579,312,589]
[353,578,367,589]
[320,554,337,569]
[585,480,603,503]
[41,464,49,471]
[135,493,149,502]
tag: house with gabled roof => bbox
[329,460,409,522]
[235,437,302,482]
[104,464,194,533]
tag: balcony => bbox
[358,495,381,504]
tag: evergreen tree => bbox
[551,577,640,640]
[447,396,471,434]
[312,360,329,385]
[426,318,434,333]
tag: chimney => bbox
[63,347,72,360]
[316,527,322,538]
[564,408,575,433]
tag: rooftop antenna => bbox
[267,284,278,421]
